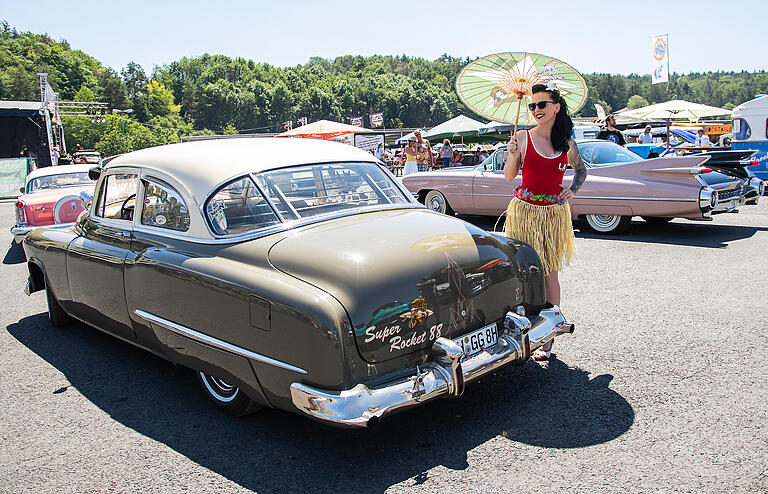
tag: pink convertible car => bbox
[402,139,752,234]
[11,164,96,243]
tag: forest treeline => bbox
[2,21,768,155]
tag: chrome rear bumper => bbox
[290,305,574,428]
[11,222,76,243]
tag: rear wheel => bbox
[583,214,630,234]
[197,372,262,416]
[424,190,454,215]
[45,283,74,327]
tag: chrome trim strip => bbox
[134,309,307,374]
[575,195,697,202]
[11,221,77,240]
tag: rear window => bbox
[204,162,409,236]
[255,162,408,219]
[732,118,751,140]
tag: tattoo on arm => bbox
[569,149,587,193]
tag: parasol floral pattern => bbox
[456,52,588,126]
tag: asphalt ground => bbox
[1,199,766,494]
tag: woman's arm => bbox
[559,138,587,200]
[504,130,525,182]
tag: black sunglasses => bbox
[528,101,557,111]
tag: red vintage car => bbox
[11,164,96,243]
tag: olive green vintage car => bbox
[22,138,573,428]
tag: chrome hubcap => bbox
[588,214,620,231]
[200,372,239,402]
[428,194,445,212]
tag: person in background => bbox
[375,142,385,160]
[637,125,653,144]
[414,129,433,172]
[403,136,419,176]
[451,149,463,166]
[695,129,712,147]
[441,139,453,168]
[503,83,588,361]
[597,115,626,146]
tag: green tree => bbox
[147,80,180,118]
[74,85,95,102]
[627,95,649,109]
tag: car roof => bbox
[26,164,94,182]
[105,137,379,198]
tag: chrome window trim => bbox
[574,196,698,202]
[249,172,286,223]
[134,309,307,375]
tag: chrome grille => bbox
[718,186,742,200]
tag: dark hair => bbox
[531,84,573,153]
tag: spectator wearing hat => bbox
[413,129,432,172]
[638,126,653,144]
[440,139,453,168]
[403,136,419,176]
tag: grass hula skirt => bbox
[504,197,575,276]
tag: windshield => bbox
[205,162,410,236]
[578,141,643,167]
[28,172,94,192]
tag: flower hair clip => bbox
[545,81,559,91]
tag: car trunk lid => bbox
[268,209,525,363]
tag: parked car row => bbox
[11,137,766,428]
[402,139,764,234]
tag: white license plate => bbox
[453,322,499,359]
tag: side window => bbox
[205,176,279,235]
[578,144,594,164]
[94,173,138,221]
[732,118,751,140]
[141,180,190,231]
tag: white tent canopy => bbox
[617,99,732,122]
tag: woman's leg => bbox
[541,271,561,352]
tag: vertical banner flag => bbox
[350,116,363,127]
[369,112,384,128]
[651,35,669,85]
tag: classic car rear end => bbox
[11,164,96,242]
[21,138,574,428]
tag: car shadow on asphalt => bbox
[8,314,634,494]
[458,214,767,249]
[3,241,25,265]
[572,220,768,248]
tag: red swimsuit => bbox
[515,131,568,205]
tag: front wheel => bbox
[197,372,262,416]
[583,214,630,234]
[424,190,454,215]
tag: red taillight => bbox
[15,200,24,209]
[699,167,713,174]
[749,160,760,167]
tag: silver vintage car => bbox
[22,138,573,428]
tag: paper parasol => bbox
[456,52,588,133]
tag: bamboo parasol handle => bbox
[512,97,523,136]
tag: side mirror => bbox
[88,167,102,181]
[79,191,93,211]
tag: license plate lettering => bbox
[453,323,499,359]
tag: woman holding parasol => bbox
[504,83,588,360]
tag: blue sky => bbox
[2,0,766,76]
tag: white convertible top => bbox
[106,137,379,199]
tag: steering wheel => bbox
[120,194,136,220]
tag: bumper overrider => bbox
[290,305,574,428]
